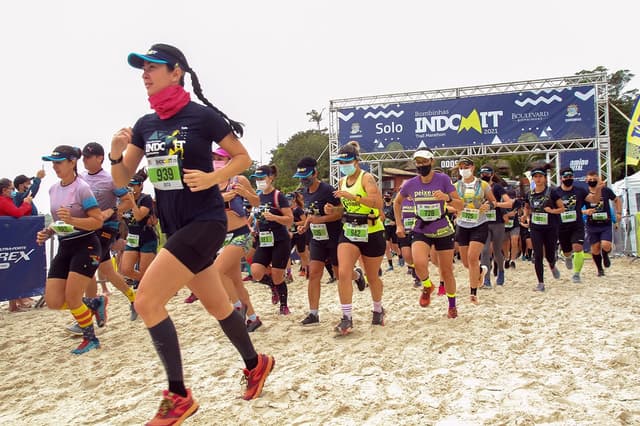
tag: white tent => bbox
[612,171,640,256]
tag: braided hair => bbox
[151,43,244,137]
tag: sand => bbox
[1,255,639,425]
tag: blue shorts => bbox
[587,223,612,245]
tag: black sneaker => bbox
[504,260,510,269]
[597,269,605,277]
[510,261,516,269]
[493,261,498,277]
[371,308,385,326]
[354,267,366,291]
[301,313,319,326]
[602,251,611,268]
[246,317,263,332]
[335,316,353,335]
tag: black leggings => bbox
[530,226,558,284]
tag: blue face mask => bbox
[339,164,356,176]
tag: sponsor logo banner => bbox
[558,149,599,182]
[338,86,596,152]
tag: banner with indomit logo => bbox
[337,85,597,152]
[0,216,46,301]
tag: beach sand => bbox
[1,256,639,425]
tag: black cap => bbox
[42,145,80,162]
[128,44,185,69]
[479,165,494,174]
[458,157,474,166]
[82,142,104,157]
[293,157,317,178]
[13,174,31,188]
[560,167,574,177]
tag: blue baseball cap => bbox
[293,157,316,178]
[127,44,183,69]
[251,165,273,178]
[331,144,360,163]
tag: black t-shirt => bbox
[503,198,522,230]
[525,186,561,229]
[302,182,342,242]
[132,102,231,235]
[256,190,290,241]
[383,203,396,226]
[490,184,507,224]
[585,186,617,226]
[122,193,157,242]
[553,185,588,228]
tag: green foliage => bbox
[577,67,638,179]
[266,130,330,192]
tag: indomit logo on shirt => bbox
[145,129,186,158]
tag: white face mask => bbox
[460,169,473,179]
[256,180,267,191]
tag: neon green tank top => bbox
[339,171,384,234]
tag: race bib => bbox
[592,212,608,221]
[344,223,368,242]
[459,208,480,224]
[532,212,549,225]
[148,155,184,191]
[310,223,329,241]
[223,232,234,247]
[505,218,514,228]
[485,209,497,222]
[560,210,577,223]
[126,233,140,248]
[50,220,75,236]
[384,217,393,226]
[403,217,416,231]
[416,203,441,222]
[259,231,275,247]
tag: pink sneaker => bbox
[184,293,199,304]
[437,285,446,296]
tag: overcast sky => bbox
[2,0,637,211]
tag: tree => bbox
[306,108,326,132]
[268,130,330,192]
[576,67,638,179]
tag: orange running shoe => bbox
[470,295,479,305]
[242,354,275,400]
[447,307,458,319]
[146,389,199,426]
[419,286,435,307]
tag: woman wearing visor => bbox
[394,149,463,319]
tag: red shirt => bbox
[0,195,32,217]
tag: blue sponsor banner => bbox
[0,216,46,301]
[338,86,597,152]
[558,149,600,182]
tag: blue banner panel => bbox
[338,86,597,152]
[558,149,600,182]
[0,216,46,301]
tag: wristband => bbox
[355,195,361,202]
[109,153,123,165]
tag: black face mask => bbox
[300,177,314,188]
[416,165,431,176]
[563,178,574,187]
[384,197,391,203]
[480,175,491,183]
[587,180,598,187]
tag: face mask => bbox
[300,177,314,188]
[460,169,472,179]
[256,180,267,191]
[213,160,227,171]
[339,164,356,176]
[480,175,491,183]
[563,178,574,187]
[416,165,431,176]
[587,180,598,187]
[384,197,391,203]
